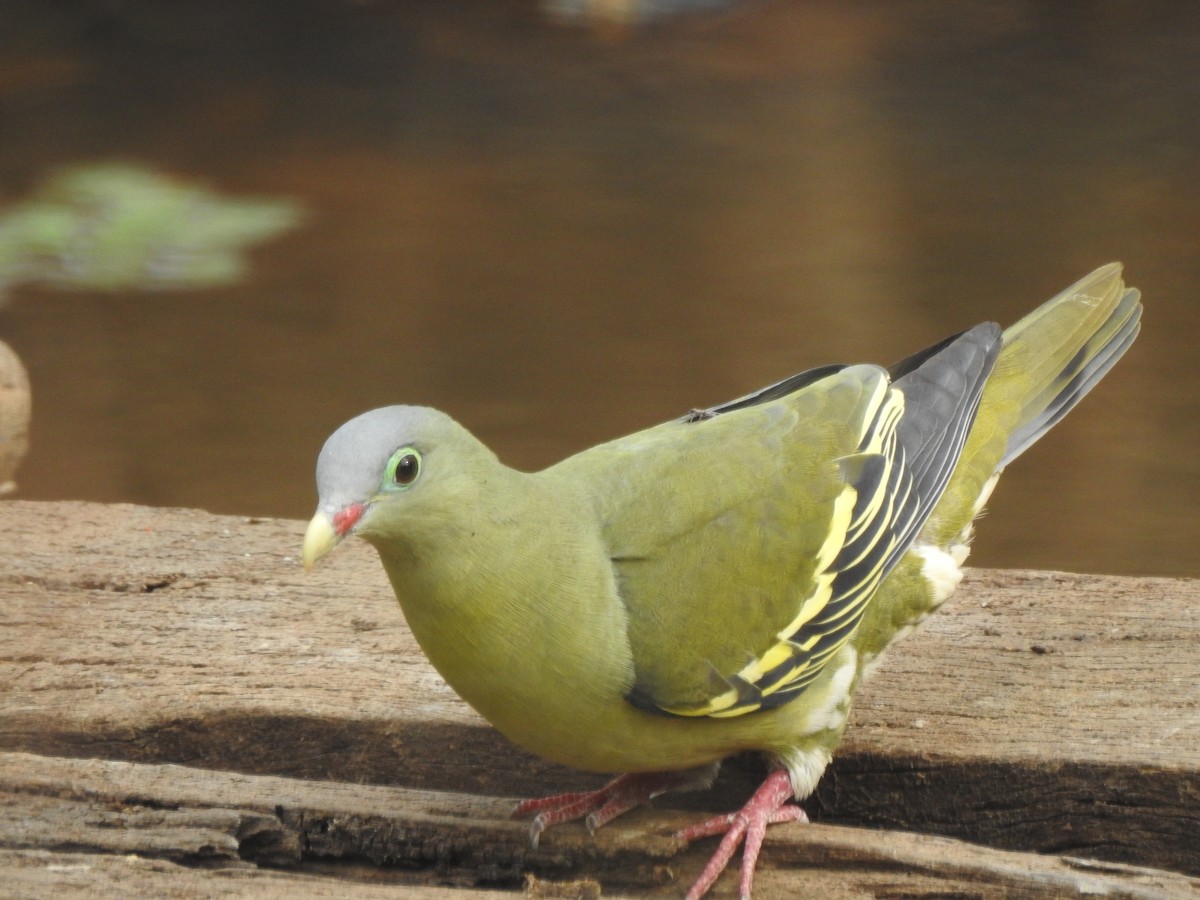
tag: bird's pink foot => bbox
[514,771,695,848]
[675,769,806,900]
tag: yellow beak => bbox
[301,512,340,572]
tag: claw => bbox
[528,814,546,849]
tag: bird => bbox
[302,263,1141,899]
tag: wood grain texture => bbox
[3,752,1195,898]
[1,501,1197,896]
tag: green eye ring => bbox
[385,447,422,489]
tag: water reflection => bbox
[0,1,1196,576]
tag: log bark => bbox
[1,501,1197,897]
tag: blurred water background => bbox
[0,0,1197,576]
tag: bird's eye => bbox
[386,448,422,488]
[395,454,419,483]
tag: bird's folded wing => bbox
[561,321,1000,721]
[566,365,919,718]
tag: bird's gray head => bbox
[302,405,489,570]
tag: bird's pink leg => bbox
[514,771,695,847]
[675,769,807,900]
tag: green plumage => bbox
[304,263,1141,896]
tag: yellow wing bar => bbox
[662,381,920,718]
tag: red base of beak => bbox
[332,503,366,536]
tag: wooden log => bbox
[2,752,1196,898]
[1,501,1198,896]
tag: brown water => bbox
[1,1,1197,576]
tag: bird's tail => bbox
[922,263,1142,548]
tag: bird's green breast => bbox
[369,469,644,767]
